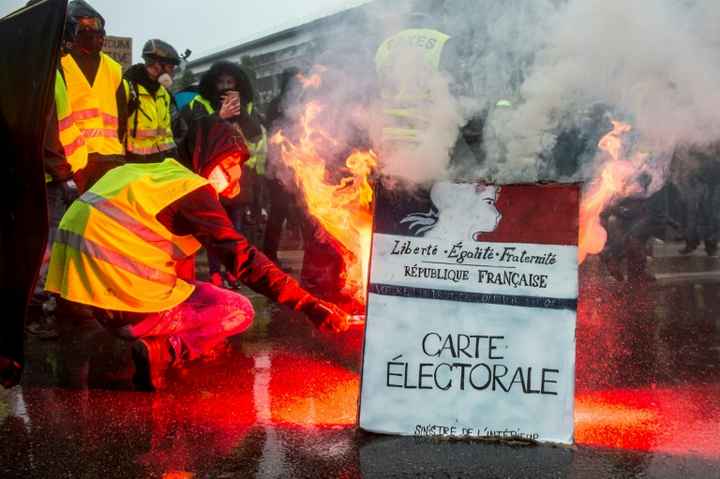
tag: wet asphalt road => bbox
[0,257,719,478]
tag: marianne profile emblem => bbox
[401,182,502,241]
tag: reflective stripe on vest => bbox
[127,83,176,155]
[242,119,267,176]
[375,29,450,145]
[46,159,209,313]
[55,71,88,173]
[189,95,214,114]
[54,228,178,286]
[61,53,124,155]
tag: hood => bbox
[124,63,161,95]
[178,116,249,178]
[198,61,255,107]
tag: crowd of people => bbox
[16,0,351,392]
[596,145,719,284]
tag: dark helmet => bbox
[66,0,106,42]
[142,39,181,66]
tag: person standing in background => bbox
[176,61,268,287]
[61,0,128,193]
[124,39,181,163]
[262,67,303,270]
[676,143,720,257]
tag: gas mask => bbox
[158,73,173,89]
[207,165,230,195]
[207,162,243,199]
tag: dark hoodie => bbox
[175,61,262,145]
[198,61,255,110]
[124,63,161,97]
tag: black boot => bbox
[679,241,699,255]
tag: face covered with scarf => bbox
[186,117,250,199]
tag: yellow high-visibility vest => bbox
[46,158,209,313]
[127,82,176,156]
[61,52,124,155]
[189,95,267,174]
[46,71,89,182]
[375,29,450,145]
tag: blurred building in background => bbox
[182,1,391,109]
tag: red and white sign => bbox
[359,182,579,444]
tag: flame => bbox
[271,95,376,308]
[578,120,644,263]
[297,65,327,89]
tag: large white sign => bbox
[359,182,579,444]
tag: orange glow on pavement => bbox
[269,351,359,427]
[575,384,720,458]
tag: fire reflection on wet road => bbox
[1,272,719,478]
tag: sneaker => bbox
[132,338,174,391]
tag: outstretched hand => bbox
[305,299,351,333]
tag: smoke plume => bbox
[273,0,720,192]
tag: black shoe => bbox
[25,315,59,339]
[628,270,656,283]
[601,254,625,282]
[705,241,718,257]
[132,338,174,391]
[679,242,699,255]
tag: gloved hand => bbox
[297,295,350,333]
[61,178,79,204]
[0,356,22,389]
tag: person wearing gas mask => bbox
[60,0,128,193]
[176,61,268,287]
[123,39,180,164]
[45,117,349,391]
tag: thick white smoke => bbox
[274,0,720,192]
[470,0,720,185]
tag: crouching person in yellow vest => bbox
[124,39,180,164]
[46,117,349,391]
